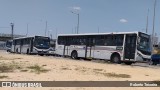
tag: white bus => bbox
[55,31,151,65]
[11,36,50,55]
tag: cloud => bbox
[72,6,81,10]
[119,19,128,23]
[69,6,81,11]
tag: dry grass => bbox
[20,69,28,72]
[93,68,104,71]
[0,61,22,73]
[42,64,47,66]
[74,67,90,73]
[74,66,130,78]
[61,67,72,70]
[103,72,131,78]
[27,64,50,74]
[0,75,8,79]
[0,56,22,60]
[92,68,131,78]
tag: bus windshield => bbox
[137,33,151,55]
[6,41,12,48]
[34,37,50,49]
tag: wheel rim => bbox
[72,53,74,59]
[72,52,77,59]
[113,56,119,63]
[149,60,153,65]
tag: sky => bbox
[0,0,160,39]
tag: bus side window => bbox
[96,35,105,45]
[58,36,65,45]
[66,36,71,45]
[16,39,21,45]
[13,40,15,45]
[105,35,113,46]
[116,35,124,46]
[79,36,86,45]
[21,39,23,45]
[72,36,77,45]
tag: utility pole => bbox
[26,23,28,36]
[50,34,52,39]
[71,11,80,34]
[77,13,79,34]
[45,21,47,36]
[75,27,77,34]
[56,28,57,38]
[152,0,156,53]
[98,27,100,33]
[10,23,14,40]
[146,9,149,33]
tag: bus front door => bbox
[85,36,94,59]
[63,37,70,56]
[124,34,137,60]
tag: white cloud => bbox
[119,19,128,23]
[69,6,81,11]
[72,6,81,10]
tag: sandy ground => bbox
[0,50,160,90]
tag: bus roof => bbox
[13,35,49,40]
[6,40,13,42]
[58,31,147,36]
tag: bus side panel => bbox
[93,46,101,59]
[64,46,70,56]
[86,46,94,58]
[21,45,30,54]
[93,46,112,60]
[93,46,123,60]
[11,44,15,52]
[71,45,86,58]
[56,45,64,56]
[15,45,21,53]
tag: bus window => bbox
[116,35,124,46]
[95,35,105,45]
[105,35,113,46]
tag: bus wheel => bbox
[71,51,78,59]
[27,49,29,55]
[111,54,121,64]
[124,62,132,65]
[16,48,18,53]
[149,60,154,65]
[149,60,157,65]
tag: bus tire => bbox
[111,53,121,64]
[124,62,132,65]
[71,51,78,59]
[27,49,29,55]
[149,60,154,65]
[16,48,18,53]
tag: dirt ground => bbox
[0,50,160,90]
